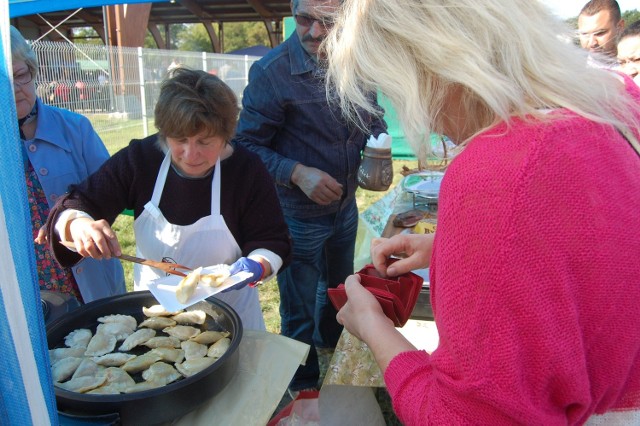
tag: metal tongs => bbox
[60,240,192,277]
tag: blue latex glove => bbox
[223,257,265,292]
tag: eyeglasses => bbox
[13,69,34,87]
[294,14,334,29]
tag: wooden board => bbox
[381,214,404,238]
[381,210,437,238]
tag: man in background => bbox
[617,20,640,85]
[578,0,625,67]
[233,0,387,396]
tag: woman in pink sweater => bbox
[324,0,640,424]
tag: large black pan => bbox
[46,291,242,425]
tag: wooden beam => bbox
[246,0,277,19]
[263,20,278,48]
[17,15,56,37]
[105,4,151,47]
[203,21,221,53]
[75,10,105,42]
[179,0,219,21]
[178,0,222,52]
[75,9,101,24]
[148,23,166,49]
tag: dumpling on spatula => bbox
[175,267,203,304]
[199,266,230,288]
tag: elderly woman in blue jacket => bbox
[12,26,125,303]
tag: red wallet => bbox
[328,261,424,327]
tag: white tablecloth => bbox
[318,320,439,425]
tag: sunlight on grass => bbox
[111,214,135,292]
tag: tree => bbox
[72,27,104,46]
[143,24,187,49]
[566,16,578,29]
[221,22,270,52]
[143,21,270,53]
[622,9,640,27]
[176,24,216,53]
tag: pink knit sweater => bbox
[384,82,640,425]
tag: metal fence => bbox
[30,41,260,152]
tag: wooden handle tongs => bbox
[60,240,192,277]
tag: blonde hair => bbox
[324,0,639,162]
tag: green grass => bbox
[101,128,417,333]
[110,215,135,289]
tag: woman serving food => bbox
[42,68,291,330]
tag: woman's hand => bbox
[370,233,435,277]
[34,226,48,245]
[67,217,122,259]
[337,273,417,372]
[336,274,394,341]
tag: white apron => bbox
[133,152,265,331]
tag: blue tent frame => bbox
[9,0,166,18]
[0,8,55,421]
[2,2,167,424]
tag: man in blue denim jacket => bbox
[233,0,387,393]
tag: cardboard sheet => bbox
[175,330,309,426]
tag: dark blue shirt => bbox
[234,33,387,218]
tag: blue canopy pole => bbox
[0,3,57,424]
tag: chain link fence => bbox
[30,41,260,152]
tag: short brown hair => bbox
[580,0,621,22]
[154,68,239,142]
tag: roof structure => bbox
[12,0,291,29]
[12,0,291,24]
[155,0,290,24]
[10,0,292,51]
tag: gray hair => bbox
[325,0,639,161]
[10,26,38,77]
[291,0,343,17]
[154,68,239,142]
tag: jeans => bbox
[278,199,358,390]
